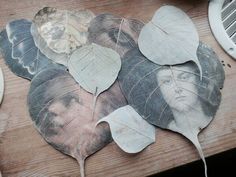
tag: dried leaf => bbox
[0,67,4,104]
[118,43,225,177]
[0,20,63,80]
[68,43,121,97]
[97,105,155,153]
[88,13,144,57]
[28,68,127,177]
[138,6,202,77]
[32,7,95,66]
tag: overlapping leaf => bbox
[68,43,121,97]
[28,68,127,177]
[0,20,61,80]
[138,5,202,77]
[32,7,95,66]
[0,67,4,104]
[97,105,155,153]
[118,43,225,177]
[88,13,144,57]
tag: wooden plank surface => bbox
[0,0,236,176]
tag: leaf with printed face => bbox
[88,13,144,57]
[28,68,127,177]
[0,67,4,104]
[68,43,121,100]
[0,20,62,80]
[118,43,225,177]
[97,105,156,153]
[138,5,202,77]
[32,7,95,66]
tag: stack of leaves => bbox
[0,6,145,177]
[0,5,225,177]
[117,5,225,177]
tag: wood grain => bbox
[0,0,236,177]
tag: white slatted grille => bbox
[222,0,236,43]
[209,0,236,59]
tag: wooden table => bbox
[0,0,236,176]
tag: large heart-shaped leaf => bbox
[0,20,61,80]
[28,68,127,177]
[68,43,121,98]
[97,105,156,153]
[32,7,95,66]
[138,6,202,76]
[118,43,224,177]
[0,67,4,104]
[88,13,144,57]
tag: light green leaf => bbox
[138,5,202,77]
[68,43,121,96]
[97,105,156,153]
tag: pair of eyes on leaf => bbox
[159,73,195,85]
[108,28,136,47]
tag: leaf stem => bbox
[115,18,125,50]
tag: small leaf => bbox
[68,43,121,96]
[118,43,224,177]
[28,68,127,177]
[0,20,63,80]
[0,67,4,104]
[32,7,95,66]
[97,105,155,153]
[88,13,144,57]
[138,5,202,77]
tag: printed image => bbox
[88,13,144,57]
[28,68,127,161]
[119,42,225,132]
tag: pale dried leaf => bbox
[68,43,121,96]
[28,68,127,177]
[31,23,68,66]
[118,43,224,176]
[97,105,155,153]
[138,5,202,76]
[32,7,95,66]
[0,67,4,104]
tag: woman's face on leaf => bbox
[156,64,199,112]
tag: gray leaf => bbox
[138,6,202,76]
[97,105,156,153]
[68,43,121,96]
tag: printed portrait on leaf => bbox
[118,42,225,133]
[28,68,127,177]
[88,13,144,58]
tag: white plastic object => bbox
[209,0,236,59]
